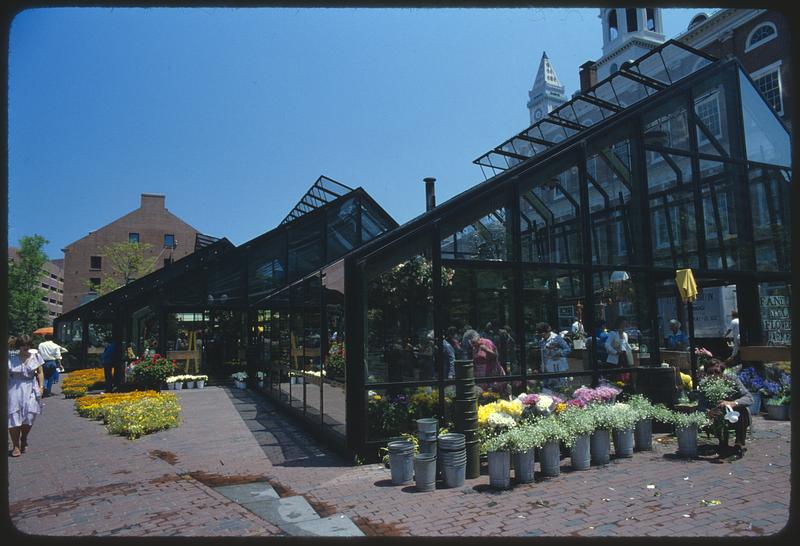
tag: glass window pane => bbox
[366,386,439,442]
[522,269,590,384]
[750,166,791,271]
[440,194,510,261]
[441,267,517,378]
[642,97,690,151]
[520,161,582,265]
[693,72,734,157]
[646,153,699,269]
[208,258,244,305]
[739,69,791,167]
[326,197,359,262]
[587,138,634,265]
[593,270,655,367]
[248,236,287,303]
[365,240,434,384]
[698,160,748,270]
[288,218,323,281]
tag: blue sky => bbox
[8,7,712,259]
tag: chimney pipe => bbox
[424,177,436,211]
[579,60,597,93]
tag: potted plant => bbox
[586,403,614,465]
[256,371,266,388]
[231,371,248,389]
[185,375,197,389]
[624,394,669,451]
[195,375,208,389]
[533,415,569,477]
[764,373,791,421]
[165,376,179,390]
[483,414,516,489]
[609,402,638,458]
[737,367,766,415]
[696,375,737,412]
[506,424,542,484]
[173,375,185,390]
[558,406,594,470]
[668,410,710,457]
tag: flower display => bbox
[572,385,621,405]
[231,371,248,381]
[518,392,563,419]
[129,355,179,389]
[479,390,501,405]
[478,399,523,427]
[326,341,346,379]
[61,368,106,397]
[75,391,162,420]
[104,393,181,439]
[487,412,517,431]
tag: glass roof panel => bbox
[280,176,354,225]
[473,40,717,177]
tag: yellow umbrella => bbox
[675,269,698,303]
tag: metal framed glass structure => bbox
[55,41,791,461]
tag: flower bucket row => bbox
[477,387,709,490]
[166,375,208,390]
[736,366,791,420]
[61,368,106,398]
[74,391,181,439]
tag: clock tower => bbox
[527,51,567,126]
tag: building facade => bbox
[675,9,791,131]
[8,248,64,325]
[61,193,202,313]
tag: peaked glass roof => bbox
[280,175,354,225]
[474,40,717,179]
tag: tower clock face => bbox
[534,108,543,120]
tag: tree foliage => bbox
[8,235,49,336]
[86,241,156,296]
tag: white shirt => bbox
[729,318,740,344]
[37,340,66,361]
[605,330,633,366]
[571,321,584,336]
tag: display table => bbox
[739,345,791,362]
[660,349,690,371]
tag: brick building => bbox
[61,193,202,313]
[675,9,791,131]
[8,248,65,325]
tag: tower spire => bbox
[527,51,567,125]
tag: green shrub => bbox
[129,355,179,389]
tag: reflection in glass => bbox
[587,138,633,265]
[739,69,791,167]
[750,167,791,271]
[365,244,434,384]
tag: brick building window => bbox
[90,256,102,270]
[89,277,101,293]
[164,234,175,248]
[129,232,140,243]
[745,22,777,53]
[41,296,48,302]
[751,63,783,115]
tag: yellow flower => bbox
[680,372,693,390]
[372,395,382,401]
[554,402,567,414]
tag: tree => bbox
[8,235,49,336]
[86,241,156,296]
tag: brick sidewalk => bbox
[8,380,791,537]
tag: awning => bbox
[32,326,54,336]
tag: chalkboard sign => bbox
[760,295,791,346]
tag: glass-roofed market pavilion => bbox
[55,40,791,460]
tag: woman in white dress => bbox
[8,335,45,457]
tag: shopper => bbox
[463,330,505,390]
[605,317,634,367]
[8,335,45,457]
[37,333,68,397]
[536,322,571,390]
[665,319,689,350]
[100,339,119,392]
[724,310,740,364]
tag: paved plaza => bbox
[7,378,791,537]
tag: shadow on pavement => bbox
[224,387,350,469]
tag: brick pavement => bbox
[7,379,792,537]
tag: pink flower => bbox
[520,393,540,406]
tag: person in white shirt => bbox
[8,335,45,456]
[724,310,740,363]
[38,333,68,397]
[605,317,634,367]
[570,317,585,337]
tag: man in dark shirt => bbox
[101,339,118,393]
[705,360,753,460]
